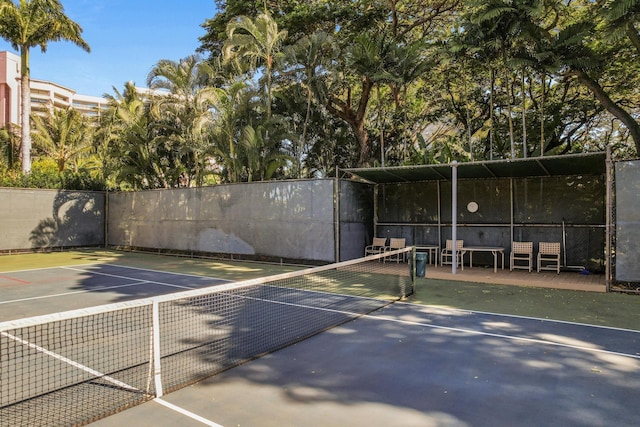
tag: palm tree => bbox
[223,12,288,120]
[466,0,543,158]
[147,55,223,186]
[210,79,251,183]
[600,0,640,54]
[101,82,168,189]
[0,124,19,169]
[0,0,90,174]
[284,31,333,177]
[239,123,290,182]
[31,107,93,172]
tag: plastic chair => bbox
[510,241,533,272]
[537,242,561,274]
[365,237,387,257]
[441,239,464,269]
[384,237,407,263]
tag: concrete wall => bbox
[0,188,105,251]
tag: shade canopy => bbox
[344,151,608,275]
[344,152,606,184]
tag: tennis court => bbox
[92,304,640,427]
[1,250,639,426]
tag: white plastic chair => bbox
[441,239,464,268]
[384,238,407,263]
[365,237,387,257]
[510,241,533,272]
[537,242,561,274]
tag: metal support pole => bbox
[605,146,612,291]
[510,178,514,249]
[437,180,442,257]
[452,161,458,274]
[334,178,340,263]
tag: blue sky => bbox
[0,0,217,97]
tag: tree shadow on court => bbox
[189,306,640,427]
[11,251,639,426]
[65,256,638,426]
[29,190,104,249]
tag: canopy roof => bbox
[344,152,606,184]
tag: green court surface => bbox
[2,249,639,330]
[0,249,301,282]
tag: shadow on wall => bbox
[29,191,104,249]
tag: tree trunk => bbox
[377,85,385,167]
[505,68,515,158]
[299,85,313,178]
[574,70,640,154]
[20,48,32,173]
[540,73,545,156]
[464,67,473,161]
[490,68,495,160]
[326,76,375,166]
[521,67,527,158]
[626,25,640,56]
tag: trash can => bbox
[415,252,427,278]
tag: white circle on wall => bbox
[467,201,478,213]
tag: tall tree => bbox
[209,79,251,183]
[147,55,223,186]
[223,12,288,121]
[101,82,168,189]
[31,107,93,172]
[0,0,90,173]
[283,31,334,177]
[464,0,543,158]
[323,32,385,166]
[600,0,640,54]
[530,3,640,155]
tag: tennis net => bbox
[0,248,414,426]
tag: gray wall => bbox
[615,160,640,281]
[108,180,337,262]
[0,188,105,251]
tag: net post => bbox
[152,299,164,398]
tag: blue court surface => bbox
[91,302,640,427]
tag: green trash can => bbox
[415,252,427,277]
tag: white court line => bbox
[154,398,224,427]
[1,330,144,393]
[364,310,640,360]
[0,281,151,304]
[107,263,234,282]
[0,263,103,275]
[62,266,203,290]
[225,292,640,359]
[397,301,640,334]
[1,264,229,306]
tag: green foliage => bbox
[0,158,106,190]
[0,0,90,174]
[31,107,94,172]
[0,125,20,169]
[11,0,640,190]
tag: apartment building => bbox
[0,51,107,127]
